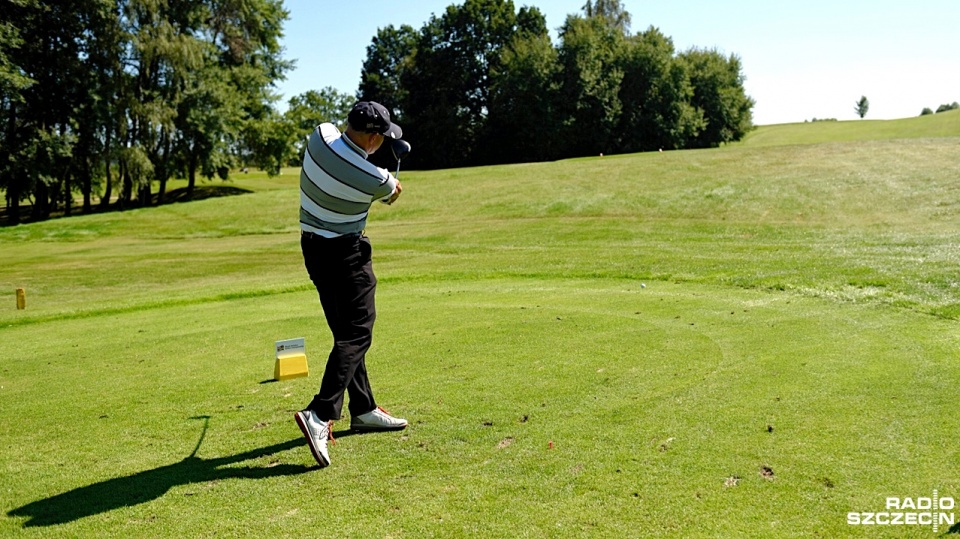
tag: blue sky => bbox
[276,0,960,125]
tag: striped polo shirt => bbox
[299,123,399,238]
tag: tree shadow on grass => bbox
[160,185,252,204]
[0,184,252,227]
[7,416,313,528]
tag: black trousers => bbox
[301,233,378,421]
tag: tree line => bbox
[0,0,290,224]
[356,0,755,170]
[921,102,959,116]
[225,0,755,175]
[1,0,755,224]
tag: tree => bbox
[0,1,35,224]
[179,0,292,190]
[582,0,631,35]
[284,88,353,165]
[286,88,353,133]
[357,25,418,121]
[0,0,98,221]
[398,0,544,169]
[121,0,208,207]
[240,109,293,176]
[69,0,124,214]
[935,102,959,113]
[679,48,754,148]
[484,9,557,163]
[1,0,292,224]
[353,0,755,168]
[616,26,704,153]
[555,13,625,157]
[174,61,243,195]
[209,0,293,180]
[855,95,869,119]
[0,4,33,96]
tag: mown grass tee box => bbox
[1,118,959,538]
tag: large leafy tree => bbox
[174,61,242,192]
[617,27,704,152]
[212,0,293,180]
[555,13,625,158]
[0,0,290,224]
[177,0,292,193]
[69,0,125,214]
[284,87,354,165]
[679,48,755,148]
[357,24,418,121]
[485,18,559,164]
[239,108,291,176]
[356,0,755,169]
[286,88,353,133]
[400,0,546,168]
[0,2,34,224]
[0,11,32,95]
[121,0,208,207]
[582,0,631,35]
[0,0,99,221]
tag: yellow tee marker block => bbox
[274,338,309,381]
[275,353,309,381]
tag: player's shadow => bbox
[7,416,313,528]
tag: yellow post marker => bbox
[274,337,309,381]
[16,288,25,310]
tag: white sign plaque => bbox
[275,337,305,359]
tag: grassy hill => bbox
[1,115,959,537]
[741,108,960,147]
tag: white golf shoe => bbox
[351,406,408,432]
[294,410,331,467]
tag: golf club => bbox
[391,139,411,178]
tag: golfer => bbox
[294,101,408,468]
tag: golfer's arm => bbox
[378,174,401,205]
[385,179,402,205]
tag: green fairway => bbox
[2,121,960,537]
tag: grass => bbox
[739,108,960,147]
[1,116,960,537]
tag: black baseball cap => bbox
[347,101,403,139]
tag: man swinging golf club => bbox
[294,101,411,468]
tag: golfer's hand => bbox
[386,181,402,205]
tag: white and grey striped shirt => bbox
[299,123,399,238]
